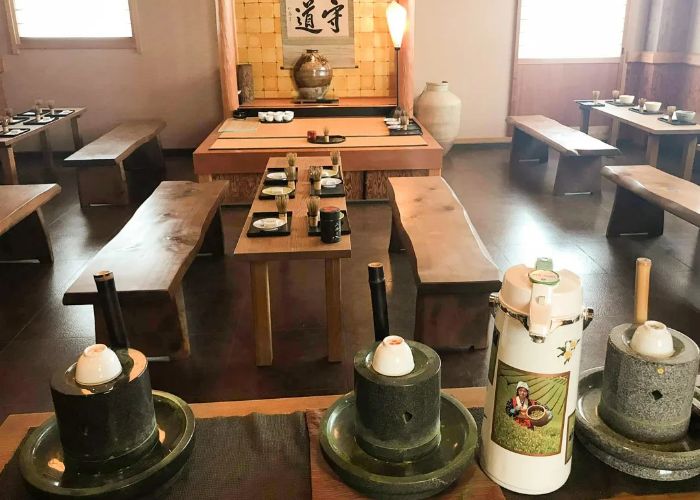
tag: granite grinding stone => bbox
[576,368,700,481]
[599,324,700,443]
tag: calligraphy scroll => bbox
[281,0,355,68]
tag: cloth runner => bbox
[0,412,310,499]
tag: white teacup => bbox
[265,112,274,122]
[371,335,415,377]
[258,112,265,121]
[75,344,123,386]
[676,110,696,123]
[645,101,662,113]
[283,111,294,122]
[619,95,635,105]
[274,111,284,122]
[630,321,674,359]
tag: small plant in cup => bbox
[275,194,289,223]
[330,150,340,167]
[666,105,677,121]
[287,152,297,167]
[307,196,320,228]
[34,99,43,119]
[47,100,56,115]
[612,89,620,103]
[310,166,323,191]
[1,116,9,133]
[323,126,330,143]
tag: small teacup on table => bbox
[645,101,662,113]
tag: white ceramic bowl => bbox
[273,111,284,122]
[645,101,662,112]
[75,344,123,386]
[619,95,635,105]
[264,112,274,123]
[283,111,294,122]
[258,112,265,121]
[630,321,675,359]
[371,335,415,377]
[676,110,696,123]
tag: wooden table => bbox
[2,386,696,499]
[584,102,700,180]
[0,107,86,185]
[233,156,351,366]
[194,116,442,203]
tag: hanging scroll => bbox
[281,0,355,68]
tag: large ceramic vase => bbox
[293,49,333,100]
[414,81,461,155]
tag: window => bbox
[518,0,627,60]
[4,0,138,51]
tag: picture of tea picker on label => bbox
[506,381,553,430]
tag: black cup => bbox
[320,206,342,243]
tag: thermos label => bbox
[492,362,569,456]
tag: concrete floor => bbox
[0,144,698,422]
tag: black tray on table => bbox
[311,181,346,198]
[0,128,30,138]
[246,211,293,237]
[9,116,30,125]
[24,116,58,126]
[658,116,697,126]
[258,185,296,200]
[575,100,605,107]
[45,108,74,117]
[630,107,663,115]
[308,135,345,144]
[308,210,351,236]
[263,167,292,186]
[606,100,634,107]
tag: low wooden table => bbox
[233,156,351,366]
[1,386,696,499]
[0,108,86,185]
[194,116,442,203]
[585,102,700,180]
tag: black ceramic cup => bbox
[320,206,342,243]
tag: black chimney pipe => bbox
[368,262,390,342]
[93,271,130,350]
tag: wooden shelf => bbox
[238,97,397,118]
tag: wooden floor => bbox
[0,144,698,423]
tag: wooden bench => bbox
[64,120,167,207]
[508,115,621,195]
[388,176,501,350]
[0,184,60,262]
[602,165,700,237]
[63,180,229,360]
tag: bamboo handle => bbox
[634,258,652,325]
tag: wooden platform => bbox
[194,116,442,203]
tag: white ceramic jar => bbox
[414,81,461,156]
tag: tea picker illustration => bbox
[506,381,553,429]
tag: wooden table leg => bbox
[645,135,661,166]
[681,135,698,180]
[39,130,54,169]
[71,117,84,150]
[0,145,18,184]
[579,106,591,134]
[325,258,343,362]
[609,120,620,146]
[251,261,273,366]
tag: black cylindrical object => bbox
[368,263,389,342]
[51,350,158,472]
[354,341,442,462]
[94,271,129,349]
[320,206,342,244]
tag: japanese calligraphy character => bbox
[295,0,322,34]
[322,0,345,34]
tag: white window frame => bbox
[3,0,141,53]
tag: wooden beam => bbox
[215,0,239,117]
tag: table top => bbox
[233,156,351,261]
[0,107,86,147]
[590,103,700,135]
[218,117,392,139]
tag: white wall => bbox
[0,0,222,151]
[413,0,516,140]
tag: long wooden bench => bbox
[388,176,501,350]
[508,115,621,195]
[64,120,167,207]
[602,165,700,237]
[63,180,228,360]
[0,184,60,262]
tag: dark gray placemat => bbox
[0,412,310,500]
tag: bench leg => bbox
[550,152,602,195]
[199,207,225,256]
[414,289,492,350]
[681,135,698,181]
[71,117,84,150]
[0,209,53,263]
[93,287,191,360]
[76,165,129,207]
[389,216,405,253]
[123,137,166,204]
[325,258,343,362]
[250,261,273,366]
[579,106,591,134]
[606,186,664,237]
[509,128,548,169]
